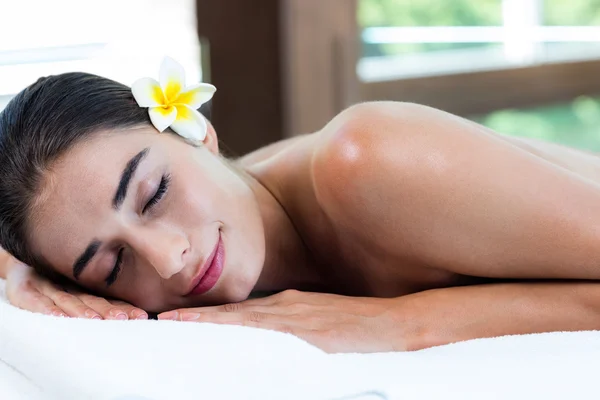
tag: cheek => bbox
[173,176,218,223]
[112,277,173,313]
[173,160,242,223]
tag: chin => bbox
[219,260,262,304]
[225,289,253,304]
[220,275,258,303]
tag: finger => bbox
[190,311,274,324]
[36,280,101,319]
[74,294,130,320]
[4,267,67,317]
[62,289,143,320]
[107,299,148,320]
[185,293,294,314]
[187,302,279,315]
[206,290,327,312]
[161,310,297,331]
[196,313,319,345]
[161,310,304,329]
[157,310,252,322]
[157,310,322,345]
[11,290,67,317]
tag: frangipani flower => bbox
[131,57,216,141]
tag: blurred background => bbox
[1,0,600,155]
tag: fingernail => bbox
[134,311,148,320]
[52,311,67,318]
[158,311,178,320]
[181,313,201,321]
[85,310,101,320]
[110,310,128,320]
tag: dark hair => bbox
[0,72,211,274]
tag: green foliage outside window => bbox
[358,0,502,56]
[544,0,600,25]
[358,0,600,151]
[473,96,600,151]
[358,0,600,33]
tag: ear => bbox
[202,119,219,154]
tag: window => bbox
[358,0,600,81]
[473,96,600,151]
[356,0,600,150]
[0,0,202,110]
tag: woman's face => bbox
[29,125,266,312]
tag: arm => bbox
[400,281,600,350]
[313,102,600,281]
[156,281,600,352]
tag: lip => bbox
[185,233,225,296]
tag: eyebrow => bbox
[112,147,150,210]
[71,148,150,280]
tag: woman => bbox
[2,60,600,353]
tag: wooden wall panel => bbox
[196,0,359,153]
[280,0,359,136]
[196,0,283,156]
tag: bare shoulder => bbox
[310,101,463,221]
[310,101,600,281]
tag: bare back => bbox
[240,102,600,298]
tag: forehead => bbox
[29,128,158,268]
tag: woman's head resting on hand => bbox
[0,67,266,313]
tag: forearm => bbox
[402,282,600,351]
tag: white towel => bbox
[0,279,384,400]
[2,278,600,400]
[0,358,45,400]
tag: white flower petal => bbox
[170,104,207,141]
[175,83,216,109]
[131,78,164,107]
[159,56,186,103]
[148,106,177,132]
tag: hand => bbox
[157,290,411,353]
[5,258,147,320]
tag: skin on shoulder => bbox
[310,101,600,282]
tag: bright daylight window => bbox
[0,0,201,110]
[358,0,600,81]
[358,0,600,151]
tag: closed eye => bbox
[105,248,123,287]
[143,174,170,214]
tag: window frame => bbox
[281,0,600,137]
[359,58,600,117]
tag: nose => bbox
[128,225,190,280]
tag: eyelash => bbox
[105,248,123,287]
[143,173,171,214]
[105,174,171,287]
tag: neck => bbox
[240,164,323,294]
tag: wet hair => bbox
[0,72,211,275]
